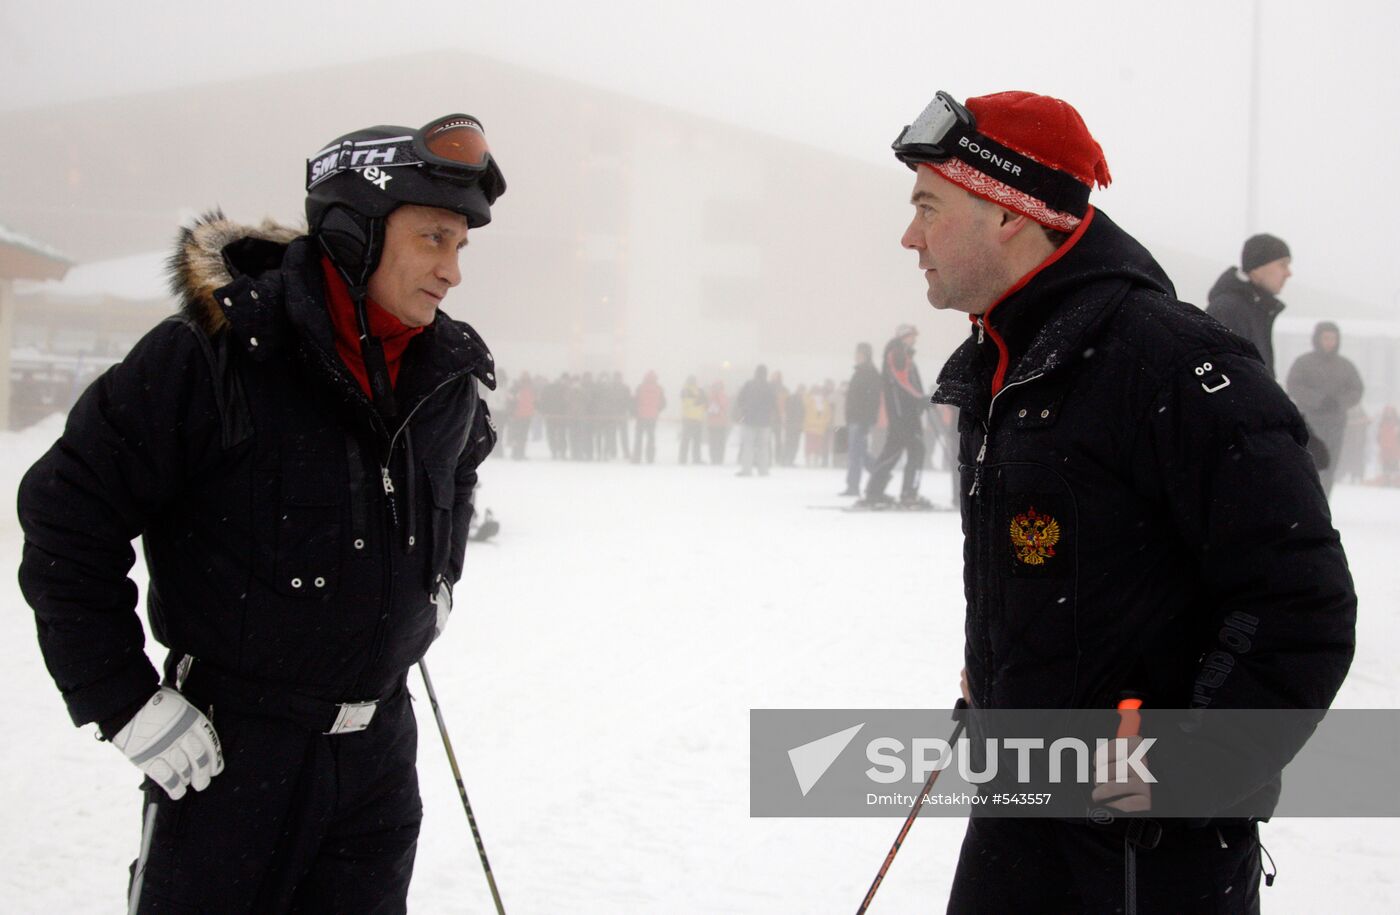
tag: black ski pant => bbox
[546,416,568,458]
[946,816,1262,914]
[127,681,421,914]
[633,418,657,463]
[679,420,704,464]
[708,425,728,464]
[865,418,925,499]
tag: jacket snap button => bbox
[313,577,326,588]
[408,535,416,547]
[1040,409,1050,419]
[249,290,259,300]
[290,577,303,588]
[222,297,232,307]
[1017,409,1027,418]
[354,538,365,550]
[249,336,259,348]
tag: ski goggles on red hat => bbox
[307,114,505,201]
[892,91,1090,219]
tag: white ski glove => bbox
[111,687,224,800]
[432,579,454,638]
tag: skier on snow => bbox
[892,89,1355,913]
[18,113,504,912]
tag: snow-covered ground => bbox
[2,416,1396,913]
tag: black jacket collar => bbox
[932,209,1173,415]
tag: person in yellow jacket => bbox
[679,375,707,464]
[803,386,833,467]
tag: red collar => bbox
[973,207,1095,396]
[320,256,425,396]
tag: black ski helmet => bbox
[305,114,506,289]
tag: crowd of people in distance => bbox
[493,229,1400,502]
[491,353,959,492]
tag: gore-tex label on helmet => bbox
[361,166,392,190]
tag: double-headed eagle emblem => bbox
[1010,506,1060,565]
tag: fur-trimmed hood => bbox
[167,210,303,336]
[164,210,497,395]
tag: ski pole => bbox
[856,698,968,915]
[418,659,507,915]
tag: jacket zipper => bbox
[378,371,471,509]
[361,370,473,689]
[969,371,1046,496]
[968,369,1045,710]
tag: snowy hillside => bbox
[2,416,1396,913]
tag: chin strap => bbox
[319,211,398,421]
[349,283,399,421]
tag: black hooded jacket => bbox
[1285,321,1365,450]
[931,209,1355,816]
[846,361,882,426]
[1205,268,1285,378]
[18,214,497,731]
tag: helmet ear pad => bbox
[315,204,386,289]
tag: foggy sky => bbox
[3,0,1399,314]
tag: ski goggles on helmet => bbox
[892,91,1091,219]
[306,114,505,203]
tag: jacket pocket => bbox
[424,461,456,591]
[274,461,343,598]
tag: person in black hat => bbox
[18,114,505,912]
[1205,233,1292,378]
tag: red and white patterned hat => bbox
[923,91,1111,232]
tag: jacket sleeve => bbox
[1338,359,1365,411]
[17,319,224,728]
[1284,355,1324,412]
[1134,348,1356,811]
[448,396,497,586]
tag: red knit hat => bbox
[921,91,1111,231]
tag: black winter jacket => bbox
[845,362,882,426]
[734,378,776,427]
[1285,323,1365,451]
[18,214,497,730]
[1205,268,1285,378]
[931,209,1354,814]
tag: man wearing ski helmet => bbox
[891,91,1355,912]
[19,113,504,912]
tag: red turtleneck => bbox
[320,255,425,396]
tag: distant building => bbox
[1,224,72,428]
[0,50,942,391]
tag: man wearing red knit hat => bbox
[892,91,1356,913]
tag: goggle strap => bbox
[899,126,1091,218]
[307,139,426,190]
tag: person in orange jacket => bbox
[632,370,666,464]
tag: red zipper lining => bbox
[973,207,1096,397]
